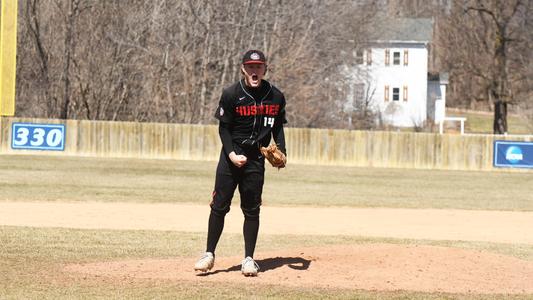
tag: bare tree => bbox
[16,0,378,128]
[17,0,530,132]
[438,0,531,134]
[19,0,58,117]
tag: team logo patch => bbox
[219,107,224,116]
[250,52,260,60]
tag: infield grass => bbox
[1,154,532,211]
[2,154,533,299]
[2,226,533,300]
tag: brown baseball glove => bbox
[260,144,286,169]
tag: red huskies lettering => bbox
[235,104,279,116]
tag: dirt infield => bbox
[3,201,533,294]
[64,244,533,294]
[2,201,533,244]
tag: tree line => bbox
[16,0,532,133]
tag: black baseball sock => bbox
[206,210,225,255]
[243,215,259,258]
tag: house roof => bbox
[370,17,433,43]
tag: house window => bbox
[393,52,400,65]
[354,83,365,107]
[385,49,390,66]
[384,85,390,101]
[392,87,400,101]
[403,50,409,66]
[355,49,364,64]
[403,85,408,101]
[366,49,372,65]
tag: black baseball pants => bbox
[206,148,265,258]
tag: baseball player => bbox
[194,50,287,276]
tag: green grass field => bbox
[446,110,532,135]
[2,226,533,300]
[1,154,533,299]
[1,154,532,211]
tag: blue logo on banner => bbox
[505,146,523,164]
[494,141,533,169]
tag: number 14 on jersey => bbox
[264,117,275,127]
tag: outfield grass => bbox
[1,154,532,211]
[2,226,532,300]
[446,110,532,135]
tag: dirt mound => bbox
[64,244,533,294]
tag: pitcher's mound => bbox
[65,244,533,294]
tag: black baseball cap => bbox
[242,50,266,65]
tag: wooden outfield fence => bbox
[1,117,531,170]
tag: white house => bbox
[346,17,447,127]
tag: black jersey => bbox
[215,79,287,154]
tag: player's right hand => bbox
[229,152,247,168]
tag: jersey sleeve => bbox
[273,94,287,154]
[214,90,234,124]
[277,94,288,125]
[218,122,234,155]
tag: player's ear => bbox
[264,65,268,76]
[240,65,246,76]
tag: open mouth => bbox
[251,74,258,82]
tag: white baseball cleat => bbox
[194,252,214,272]
[241,256,260,276]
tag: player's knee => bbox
[243,213,259,221]
[210,205,230,217]
[241,203,261,219]
[210,198,231,217]
[210,190,232,216]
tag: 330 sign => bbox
[11,123,66,151]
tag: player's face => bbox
[242,63,266,88]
